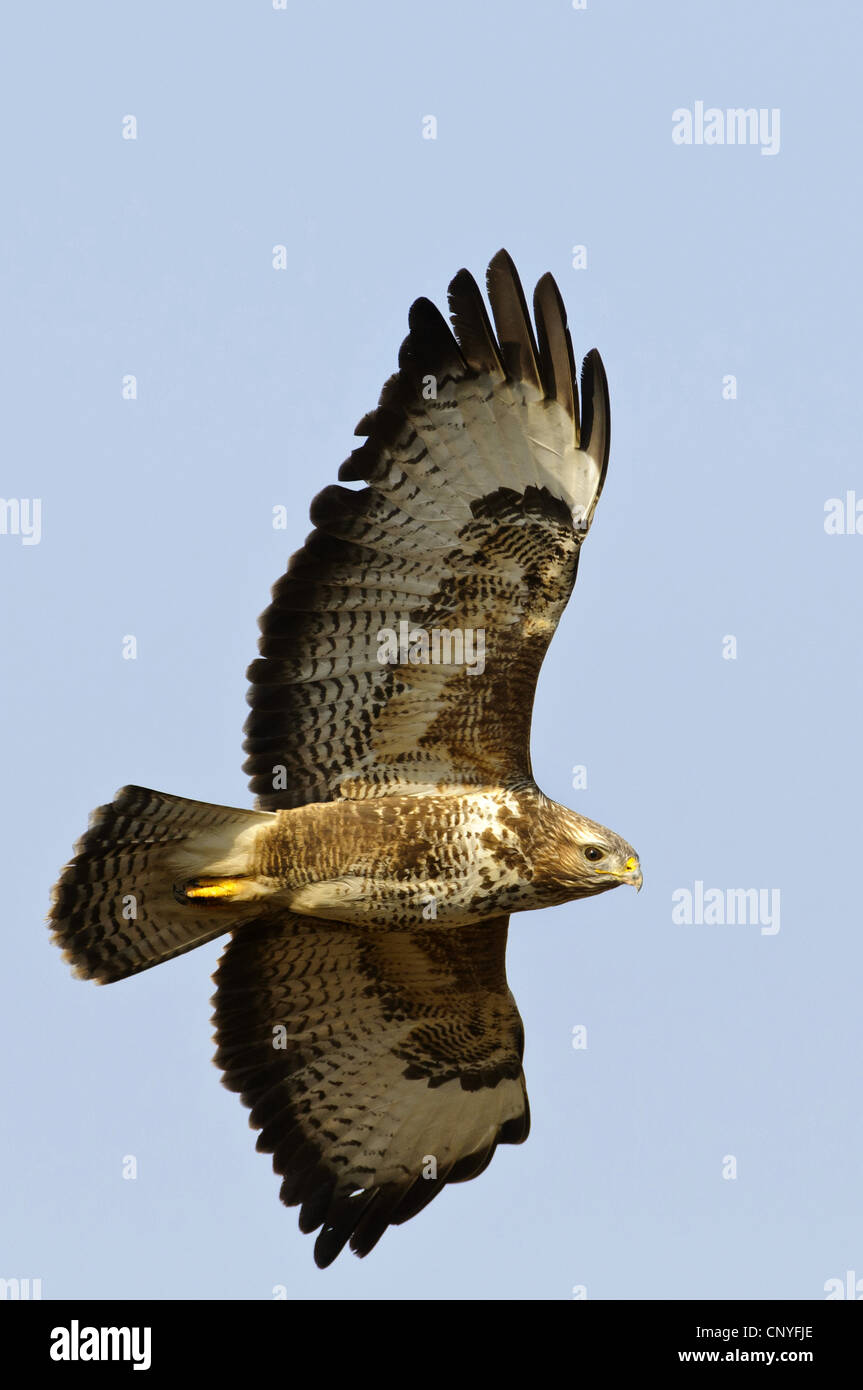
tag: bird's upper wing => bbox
[244,250,609,809]
[212,912,528,1266]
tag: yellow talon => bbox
[181,877,246,901]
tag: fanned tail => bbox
[49,785,272,983]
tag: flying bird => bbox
[50,251,641,1267]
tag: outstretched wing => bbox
[244,250,610,809]
[212,913,528,1266]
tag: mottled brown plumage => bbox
[49,251,640,1266]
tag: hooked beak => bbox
[620,855,643,892]
[593,854,643,892]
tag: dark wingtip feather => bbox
[485,250,543,391]
[580,348,611,501]
[447,267,505,378]
[399,296,466,379]
[533,272,578,441]
[314,1223,354,1269]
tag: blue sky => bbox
[2,0,861,1300]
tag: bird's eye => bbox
[584,846,605,862]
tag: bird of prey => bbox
[50,251,641,1267]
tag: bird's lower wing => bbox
[212,912,528,1266]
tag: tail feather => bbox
[49,786,273,984]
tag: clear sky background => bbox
[2,1,861,1301]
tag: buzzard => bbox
[50,251,641,1267]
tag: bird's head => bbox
[538,803,642,898]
